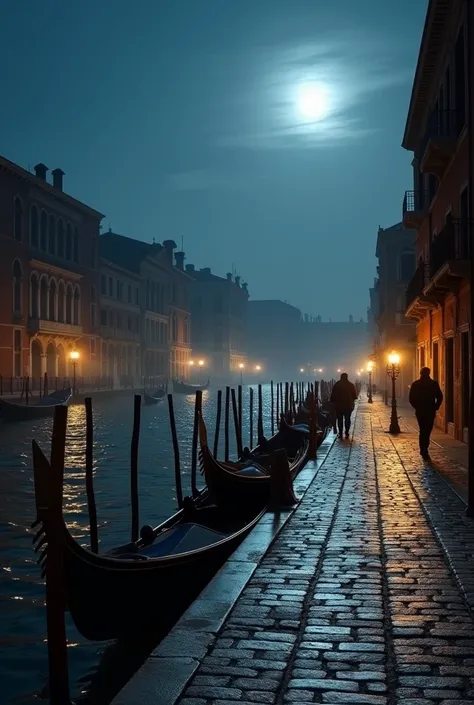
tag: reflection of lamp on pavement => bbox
[239,362,245,384]
[366,360,374,404]
[70,350,80,395]
[387,351,401,434]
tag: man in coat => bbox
[409,367,443,461]
[330,372,358,439]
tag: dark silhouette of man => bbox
[409,367,443,460]
[330,372,357,439]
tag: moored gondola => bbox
[0,387,72,423]
[31,406,265,642]
[143,388,165,405]
[173,379,210,394]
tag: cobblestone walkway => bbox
[178,402,474,705]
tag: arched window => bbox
[172,314,177,343]
[48,215,56,254]
[73,227,79,263]
[49,279,57,321]
[184,317,189,344]
[58,281,65,322]
[12,259,22,313]
[73,286,80,325]
[40,276,48,319]
[40,210,48,250]
[13,198,23,241]
[30,272,39,318]
[30,205,39,247]
[66,284,73,324]
[57,220,65,257]
[65,223,73,260]
[90,285,97,327]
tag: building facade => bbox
[0,156,103,385]
[403,0,471,441]
[99,233,192,383]
[185,265,248,381]
[371,223,417,399]
[247,300,302,381]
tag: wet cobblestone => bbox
[176,402,474,705]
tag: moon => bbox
[297,83,330,121]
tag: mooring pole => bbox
[167,393,183,508]
[249,387,254,448]
[224,386,230,462]
[130,394,141,542]
[191,390,203,497]
[271,380,275,436]
[214,389,222,458]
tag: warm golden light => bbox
[189,360,195,366]
[198,359,204,367]
[388,351,400,365]
[255,365,261,371]
[239,363,244,369]
[70,350,80,361]
[300,368,304,373]
[318,368,323,373]
[367,360,374,371]
[337,368,341,373]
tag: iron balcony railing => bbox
[403,190,430,217]
[418,109,464,161]
[430,218,471,275]
[405,261,428,310]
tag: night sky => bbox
[0,0,428,320]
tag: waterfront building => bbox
[369,223,416,400]
[185,265,248,381]
[100,233,192,381]
[247,300,301,380]
[0,155,103,384]
[402,0,470,441]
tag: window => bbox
[116,280,123,300]
[30,205,39,247]
[30,273,39,318]
[135,287,139,305]
[58,281,65,322]
[445,337,454,424]
[172,314,177,342]
[13,198,22,241]
[100,309,107,325]
[108,277,113,296]
[73,227,79,263]
[184,317,189,343]
[108,310,114,326]
[12,259,22,314]
[65,224,73,260]
[399,251,415,282]
[90,338,97,357]
[73,286,80,325]
[90,285,97,327]
[40,210,48,250]
[57,220,65,257]
[117,313,122,330]
[48,215,56,254]
[13,329,22,377]
[128,284,132,303]
[49,279,57,321]
[432,341,439,381]
[40,276,48,319]
[128,315,132,331]
[172,283,177,304]
[66,285,73,324]
[101,274,107,294]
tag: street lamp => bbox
[337,368,341,373]
[239,362,244,384]
[366,360,374,404]
[70,350,79,395]
[318,368,323,373]
[300,368,305,373]
[255,365,261,372]
[387,351,401,434]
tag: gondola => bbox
[199,415,317,510]
[31,413,265,642]
[0,387,72,423]
[173,378,210,394]
[143,388,165,405]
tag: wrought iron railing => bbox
[430,218,471,275]
[418,109,463,161]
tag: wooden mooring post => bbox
[167,393,183,508]
[271,380,275,436]
[130,394,141,543]
[213,389,222,458]
[191,390,203,498]
[249,387,254,448]
[231,387,243,458]
[224,386,230,462]
[257,383,264,444]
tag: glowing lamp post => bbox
[387,351,401,434]
[70,350,80,395]
[366,361,374,404]
[239,362,244,385]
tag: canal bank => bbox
[111,400,474,705]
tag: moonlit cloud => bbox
[216,29,412,150]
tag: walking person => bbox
[409,367,443,461]
[330,372,358,439]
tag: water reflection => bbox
[0,385,275,704]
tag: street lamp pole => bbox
[387,351,401,434]
[70,350,79,396]
[239,363,244,385]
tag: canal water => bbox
[0,385,276,704]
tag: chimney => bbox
[175,251,185,270]
[163,239,177,263]
[201,267,211,274]
[235,275,241,287]
[34,163,48,180]
[185,264,195,273]
[241,282,248,292]
[52,168,65,191]
[226,272,233,281]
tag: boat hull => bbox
[0,388,72,422]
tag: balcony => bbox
[28,318,83,336]
[419,110,462,179]
[402,190,428,230]
[405,262,435,320]
[101,325,140,342]
[425,219,470,294]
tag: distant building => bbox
[0,155,103,383]
[402,0,470,441]
[100,233,192,382]
[370,223,416,399]
[247,300,302,380]
[300,317,368,378]
[185,265,248,381]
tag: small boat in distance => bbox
[173,379,210,395]
[143,388,165,405]
[0,387,72,423]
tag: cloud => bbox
[216,30,411,150]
